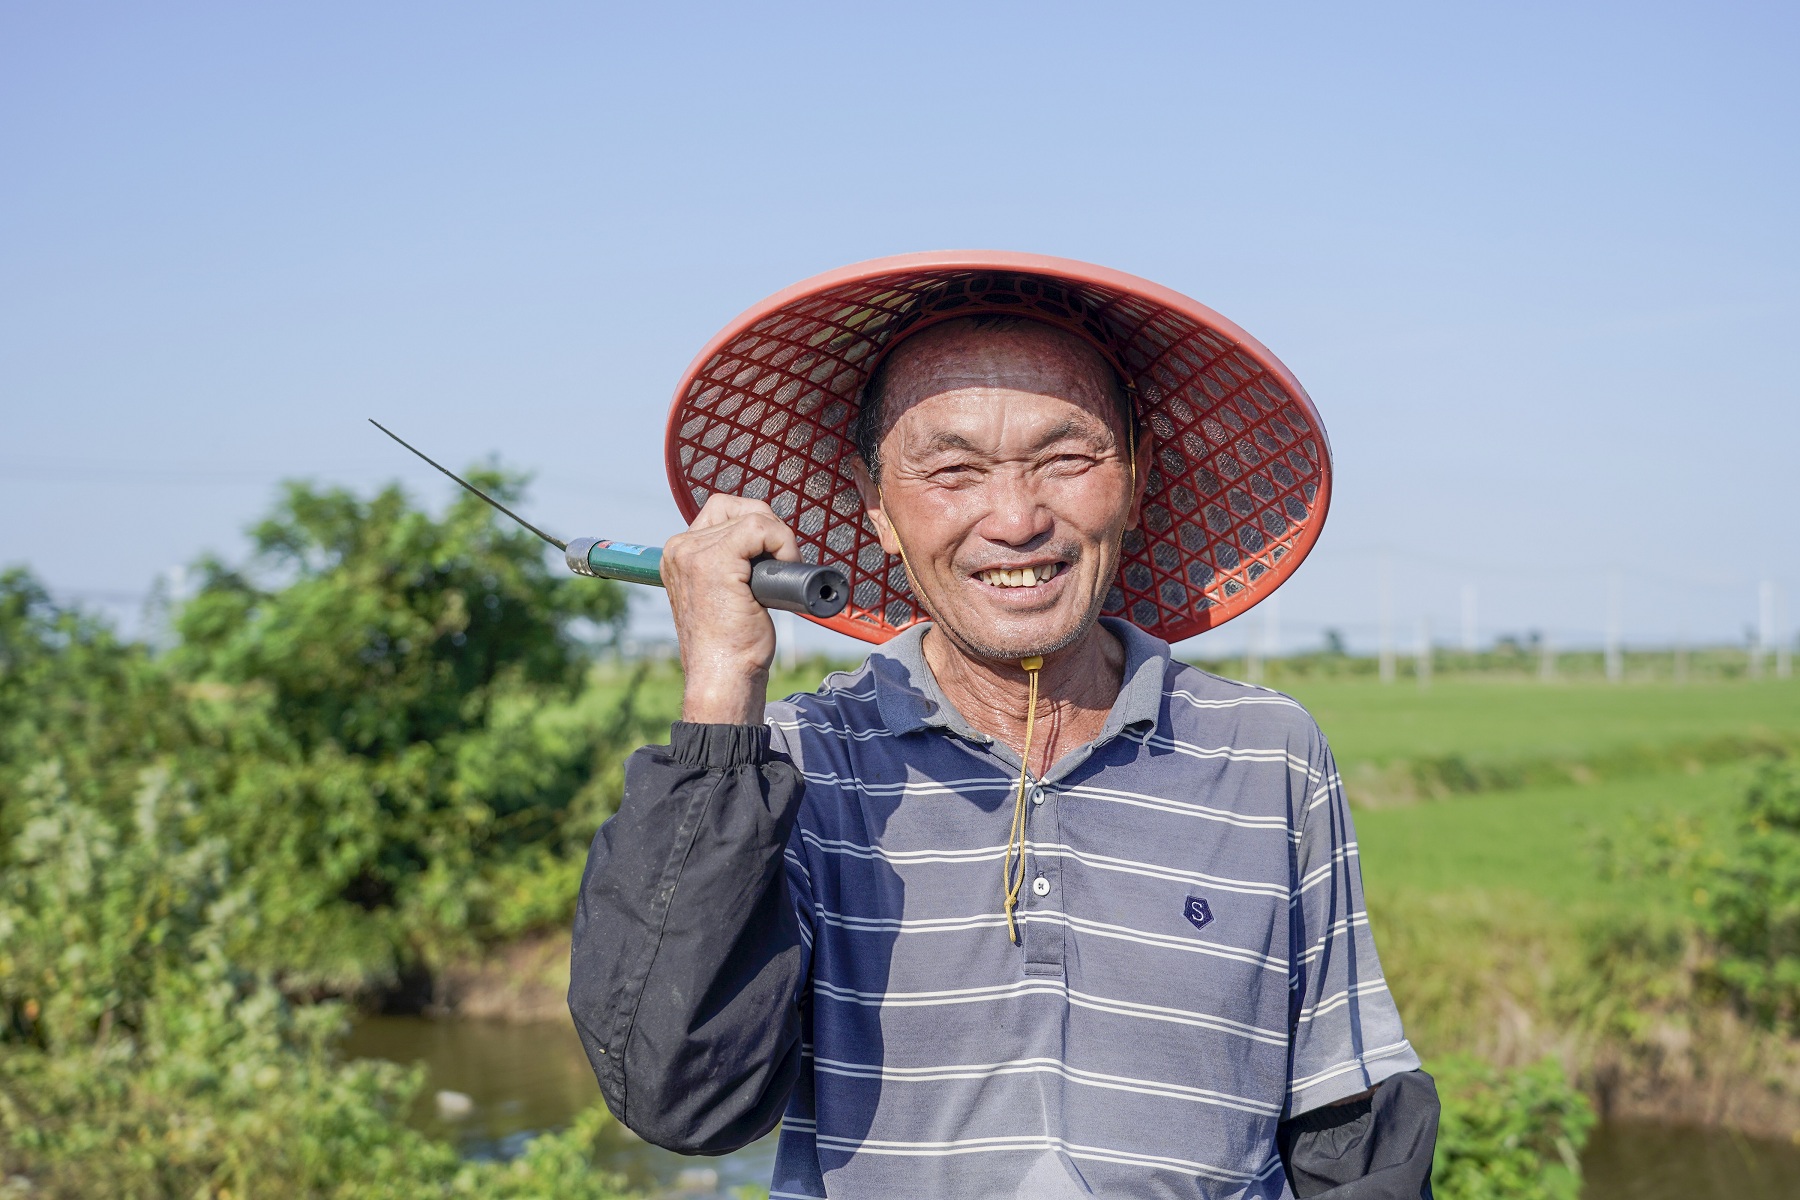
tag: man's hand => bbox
[662,493,802,725]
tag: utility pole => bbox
[1755,580,1775,680]
[1379,553,1395,684]
[1416,616,1432,692]
[1778,585,1792,681]
[1460,583,1478,656]
[1605,570,1623,684]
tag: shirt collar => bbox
[870,617,1169,744]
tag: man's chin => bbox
[931,605,1098,664]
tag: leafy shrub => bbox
[1694,759,1800,1031]
[1556,906,1693,1052]
[0,713,637,1198]
[1431,1056,1594,1200]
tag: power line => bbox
[0,457,652,500]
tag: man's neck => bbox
[921,620,1126,776]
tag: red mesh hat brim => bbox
[664,251,1333,645]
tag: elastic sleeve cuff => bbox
[1283,1092,1373,1133]
[670,721,771,768]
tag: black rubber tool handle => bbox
[750,557,850,618]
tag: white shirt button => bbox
[1031,876,1051,897]
[1031,786,1045,806]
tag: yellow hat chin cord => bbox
[1002,655,1042,943]
[1001,409,1130,943]
[878,410,1132,946]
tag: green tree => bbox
[6,470,644,1004]
[165,475,634,988]
[173,476,620,756]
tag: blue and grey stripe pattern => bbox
[761,618,1418,1199]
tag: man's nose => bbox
[975,472,1053,548]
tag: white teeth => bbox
[980,564,1059,588]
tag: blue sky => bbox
[3,1,1795,658]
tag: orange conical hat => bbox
[664,251,1332,644]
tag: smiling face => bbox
[851,318,1146,663]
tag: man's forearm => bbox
[567,721,807,1154]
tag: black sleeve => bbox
[1278,1069,1440,1199]
[566,720,808,1155]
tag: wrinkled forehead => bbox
[877,318,1127,439]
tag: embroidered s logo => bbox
[1184,896,1214,931]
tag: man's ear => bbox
[1125,423,1154,532]
[848,455,904,555]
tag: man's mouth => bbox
[974,563,1065,589]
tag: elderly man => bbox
[570,255,1437,1199]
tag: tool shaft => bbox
[565,537,848,619]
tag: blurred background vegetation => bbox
[3,478,1798,1198]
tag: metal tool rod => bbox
[368,419,849,618]
[369,419,567,552]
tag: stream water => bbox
[341,1016,1800,1198]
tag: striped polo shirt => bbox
[760,617,1418,1200]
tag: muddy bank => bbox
[430,932,573,1022]
[1370,894,1800,1142]
[1437,975,1800,1139]
[1575,1008,1800,1139]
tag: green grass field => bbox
[1354,768,1740,911]
[1284,676,1800,774]
[1267,673,1799,1075]
[1272,676,1800,911]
